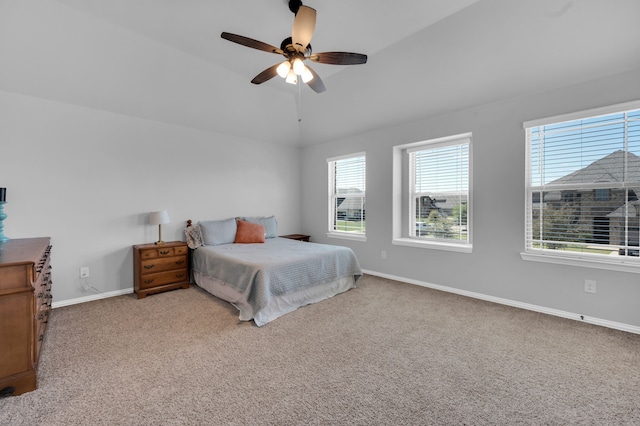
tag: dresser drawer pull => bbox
[159,250,170,255]
[144,265,155,270]
[175,260,185,265]
[176,273,185,279]
[144,279,154,284]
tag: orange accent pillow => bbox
[234,220,265,244]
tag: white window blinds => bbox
[409,138,469,243]
[328,153,366,234]
[525,102,640,260]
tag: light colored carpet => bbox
[1,274,639,425]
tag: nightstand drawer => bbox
[140,256,188,275]
[139,246,187,259]
[138,269,188,290]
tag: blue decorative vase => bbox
[0,202,10,242]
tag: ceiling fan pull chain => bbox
[297,80,303,122]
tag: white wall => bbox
[0,90,301,302]
[0,0,302,304]
[301,69,640,329]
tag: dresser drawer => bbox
[138,269,188,290]
[139,245,188,259]
[139,256,188,275]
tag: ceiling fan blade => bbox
[251,64,280,85]
[221,32,283,55]
[310,52,368,65]
[304,65,326,93]
[291,5,316,52]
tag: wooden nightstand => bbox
[280,234,311,242]
[133,241,189,299]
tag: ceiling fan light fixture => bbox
[292,58,305,75]
[276,61,291,78]
[285,69,298,84]
[221,2,366,94]
[301,66,313,83]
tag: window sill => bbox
[392,237,472,253]
[520,251,640,274]
[327,232,367,242]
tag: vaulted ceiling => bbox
[3,0,640,146]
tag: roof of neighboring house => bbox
[336,188,365,211]
[607,200,640,218]
[549,150,640,185]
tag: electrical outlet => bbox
[80,267,90,278]
[584,279,596,294]
[381,250,387,259]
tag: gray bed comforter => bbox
[191,237,362,315]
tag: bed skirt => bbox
[193,271,356,326]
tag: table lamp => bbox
[149,210,170,245]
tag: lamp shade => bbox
[285,69,298,84]
[301,66,313,83]
[292,58,305,75]
[276,61,291,78]
[149,210,170,225]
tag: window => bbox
[523,101,640,271]
[328,153,366,240]
[393,134,472,253]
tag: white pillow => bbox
[240,216,277,238]
[199,218,237,245]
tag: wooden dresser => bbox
[133,241,189,299]
[0,237,52,396]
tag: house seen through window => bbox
[524,102,640,262]
[328,153,366,236]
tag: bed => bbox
[185,217,362,326]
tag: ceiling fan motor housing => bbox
[280,37,311,58]
[288,0,303,14]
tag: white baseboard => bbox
[362,269,640,335]
[52,288,134,309]
[51,272,640,335]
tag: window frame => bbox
[327,152,367,242]
[521,100,640,273]
[392,133,473,253]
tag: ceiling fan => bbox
[221,0,367,93]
